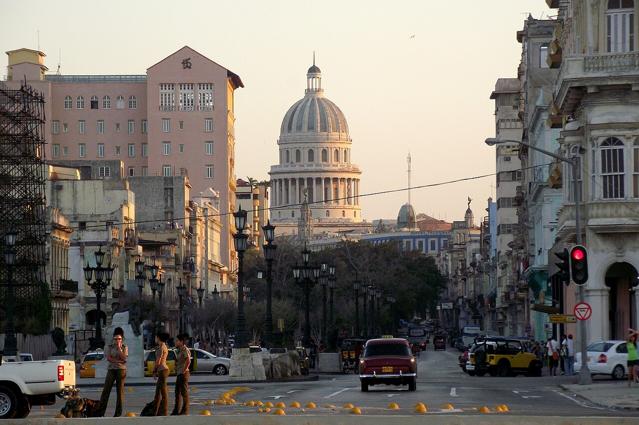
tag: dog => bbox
[60,389,101,418]
[140,400,157,416]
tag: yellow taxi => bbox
[144,349,177,376]
[467,337,542,377]
[79,351,104,378]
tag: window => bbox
[344,149,349,163]
[334,149,339,162]
[179,83,194,111]
[115,145,121,156]
[141,119,147,134]
[430,239,437,251]
[97,120,105,134]
[204,118,213,132]
[198,83,214,110]
[326,210,330,217]
[295,149,301,162]
[162,165,172,177]
[205,141,214,155]
[128,167,135,177]
[90,96,99,109]
[128,95,137,109]
[76,96,84,109]
[141,166,148,176]
[79,143,86,158]
[322,149,328,162]
[162,118,171,133]
[97,143,105,158]
[159,83,175,111]
[102,95,111,109]
[308,149,314,162]
[497,223,517,235]
[64,96,72,109]
[128,120,135,134]
[52,120,60,134]
[116,95,125,109]
[63,122,68,133]
[497,197,516,209]
[128,143,135,158]
[540,43,549,68]
[206,165,214,179]
[633,142,639,197]
[342,210,346,217]
[179,144,184,153]
[607,0,634,52]
[162,142,171,155]
[417,240,425,252]
[179,120,184,130]
[600,137,625,199]
[62,146,68,156]
[52,144,60,157]
[115,122,120,132]
[142,143,148,157]
[285,150,290,163]
[79,120,86,134]
[98,166,111,177]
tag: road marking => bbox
[266,395,286,399]
[286,390,300,394]
[386,394,399,398]
[552,390,605,410]
[450,387,457,397]
[324,387,356,399]
[522,395,542,399]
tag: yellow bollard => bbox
[350,407,362,415]
[479,406,491,414]
[343,403,354,409]
[499,404,509,412]
[290,401,301,408]
[255,401,264,406]
[264,401,274,408]
[443,403,454,410]
[125,412,136,417]
[199,409,212,416]
[276,401,286,409]
[306,402,317,409]
[388,402,400,410]
[54,413,66,418]
[415,403,428,414]
[273,408,286,415]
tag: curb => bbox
[78,374,319,388]
[558,384,639,411]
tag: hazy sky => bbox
[1,0,550,223]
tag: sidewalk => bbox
[77,373,318,388]
[560,382,639,410]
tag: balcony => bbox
[52,279,79,299]
[557,200,639,239]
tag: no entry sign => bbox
[573,302,592,321]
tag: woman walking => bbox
[171,333,191,415]
[627,329,639,387]
[99,327,128,417]
[152,332,170,416]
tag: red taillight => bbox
[597,354,607,363]
[58,365,65,381]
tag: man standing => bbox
[172,333,191,415]
[99,327,128,417]
[565,334,575,376]
[546,337,559,376]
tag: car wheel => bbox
[15,398,30,419]
[213,364,228,375]
[467,370,476,376]
[497,361,510,377]
[361,381,368,392]
[0,385,18,419]
[408,378,417,391]
[612,365,625,380]
[476,370,486,377]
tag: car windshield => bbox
[364,343,410,357]
[586,342,614,352]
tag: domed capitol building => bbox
[270,60,369,236]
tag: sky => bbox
[1,0,551,223]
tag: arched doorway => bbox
[605,262,638,340]
[85,309,107,327]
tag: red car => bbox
[359,338,417,392]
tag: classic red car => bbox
[359,338,417,392]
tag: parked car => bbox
[2,353,34,362]
[0,358,75,418]
[467,337,542,377]
[192,348,230,375]
[359,338,417,392]
[433,334,446,351]
[575,340,628,380]
[144,349,177,376]
[79,350,104,379]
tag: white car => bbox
[193,348,230,375]
[575,340,628,380]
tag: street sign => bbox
[574,302,592,321]
[277,318,285,332]
[441,302,453,310]
[549,314,577,324]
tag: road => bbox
[30,347,634,418]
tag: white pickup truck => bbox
[0,359,75,419]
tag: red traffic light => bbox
[571,248,585,261]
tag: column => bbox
[347,178,352,205]
[285,179,290,205]
[332,178,337,204]
[321,178,326,204]
[355,179,359,205]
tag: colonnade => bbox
[270,176,360,207]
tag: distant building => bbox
[235,179,270,248]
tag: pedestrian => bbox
[560,334,568,375]
[99,327,128,417]
[194,338,200,350]
[172,333,191,416]
[627,328,639,387]
[152,332,170,416]
[546,337,559,376]
[565,334,575,376]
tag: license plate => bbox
[382,366,393,373]
[466,364,475,371]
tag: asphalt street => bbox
[31,347,636,418]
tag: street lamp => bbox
[233,207,249,348]
[262,220,277,348]
[353,280,360,337]
[177,279,187,334]
[157,275,165,305]
[197,281,205,307]
[3,231,17,356]
[386,296,396,334]
[292,247,319,347]
[319,263,329,344]
[212,284,219,299]
[485,136,591,385]
[83,245,115,349]
[135,255,145,322]
[328,265,336,338]
[368,286,376,338]
[362,284,369,338]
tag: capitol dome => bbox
[397,203,417,229]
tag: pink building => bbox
[4,46,243,270]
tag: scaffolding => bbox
[0,82,49,330]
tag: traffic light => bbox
[554,248,570,285]
[570,245,589,286]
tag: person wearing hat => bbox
[99,327,128,417]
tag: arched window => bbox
[116,95,125,109]
[325,210,330,217]
[607,0,635,52]
[64,96,72,109]
[90,96,99,109]
[76,96,84,109]
[102,95,111,109]
[342,210,345,217]
[308,149,314,162]
[344,149,349,163]
[334,149,339,162]
[321,149,328,162]
[128,96,137,109]
[291,211,295,218]
[354,211,357,217]
[600,137,625,199]
[295,149,301,163]
[286,150,290,163]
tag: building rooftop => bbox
[45,74,147,83]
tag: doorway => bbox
[605,262,638,340]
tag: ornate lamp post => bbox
[319,263,329,344]
[83,245,115,349]
[135,255,146,322]
[353,280,360,337]
[362,285,368,338]
[375,288,382,336]
[233,207,249,348]
[177,279,187,334]
[328,265,336,338]
[197,282,205,307]
[3,231,17,356]
[262,220,277,348]
[368,286,376,337]
[157,275,165,305]
[212,284,219,299]
[292,246,320,347]
[386,296,396,334]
